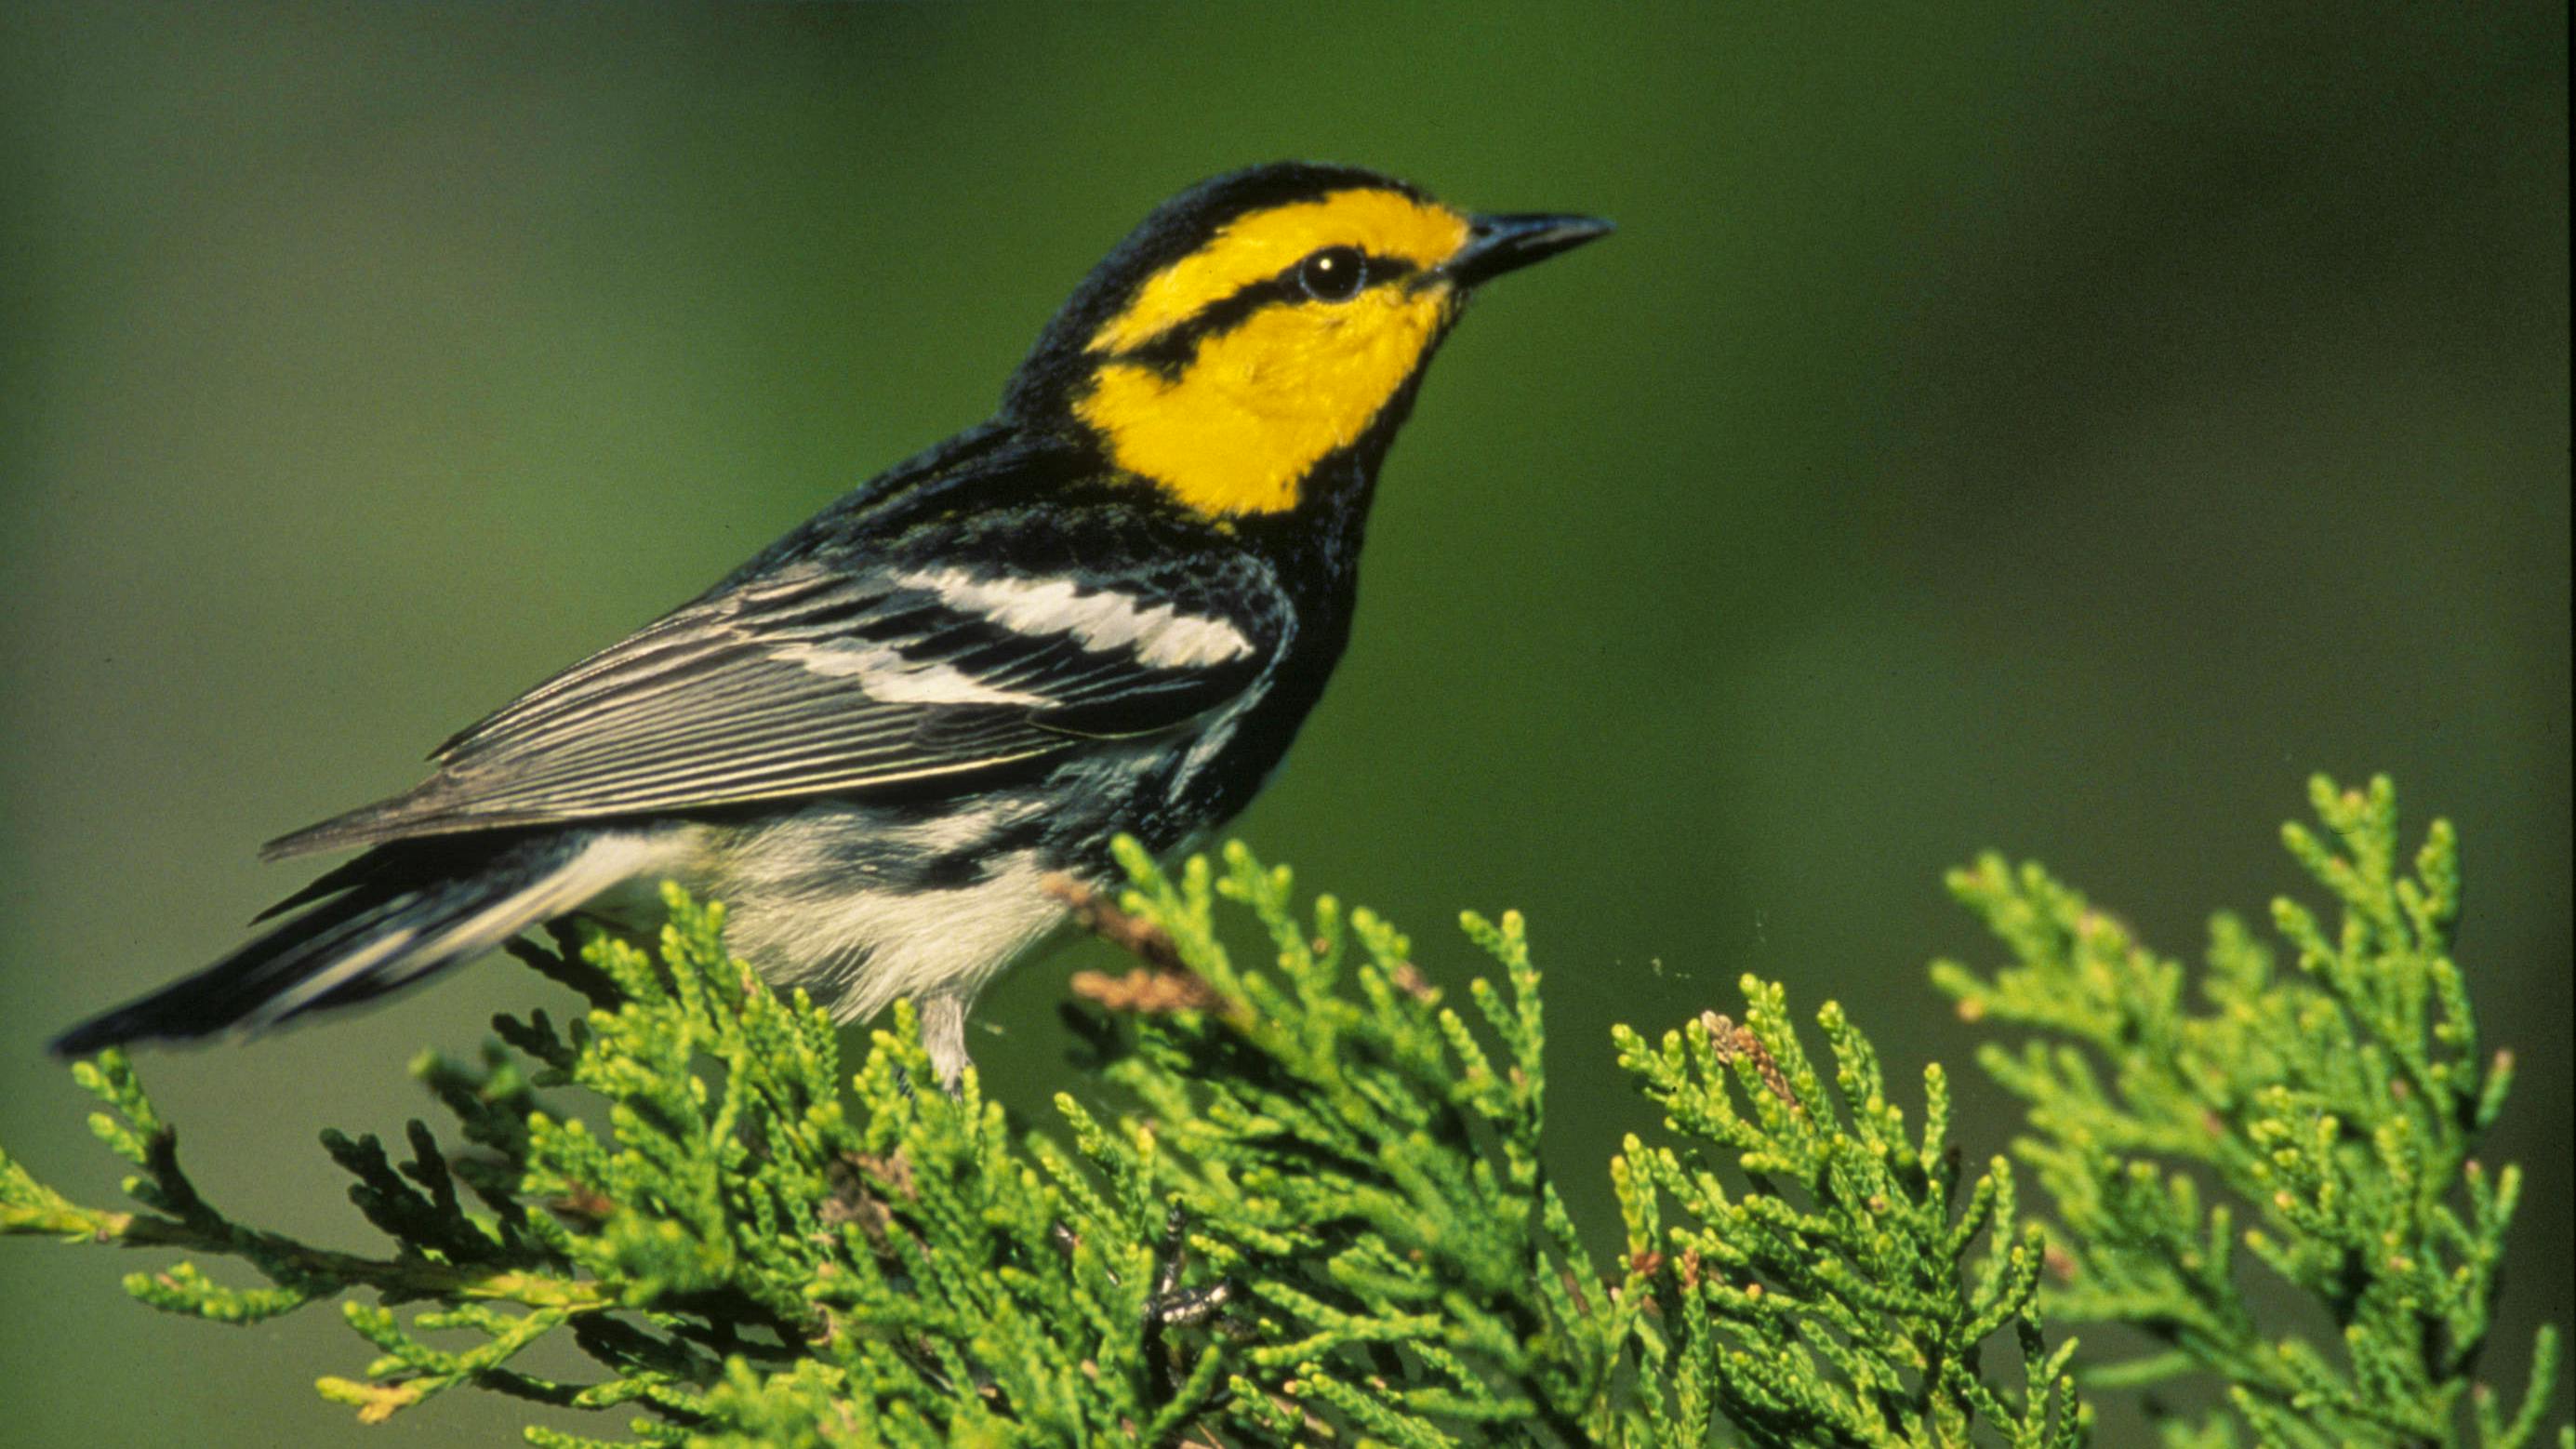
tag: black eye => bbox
[1296,246,1368,302]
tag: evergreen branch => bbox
[1937,774,2558,1448]
[3,774,2563,1445]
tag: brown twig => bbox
[1044,873,1181,970]
[1069,968,1225,1015]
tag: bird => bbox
[51,162,1611,1085]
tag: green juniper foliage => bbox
[1933,777,2565,1449]
[0,776,2561,1447]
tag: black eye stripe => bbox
[1112,278,1300,377]
[1110,252,1421,377]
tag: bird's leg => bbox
[918,994,972,1097]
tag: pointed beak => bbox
[1437,211,1614,287]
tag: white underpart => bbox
[771,640,1048,705]
[898,567,1255,670]
[717,840,1067,1083]
[248,832,684,1030]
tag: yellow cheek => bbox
[1079,290,1452,518]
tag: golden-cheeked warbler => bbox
[54,162,1611,1083]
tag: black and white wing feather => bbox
[262,555,1279,858]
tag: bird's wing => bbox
[261,555,1281,858]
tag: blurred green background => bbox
[1,4,2565,1443]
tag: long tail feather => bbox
[50,831,667,1057]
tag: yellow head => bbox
[1005,164,1610,520]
